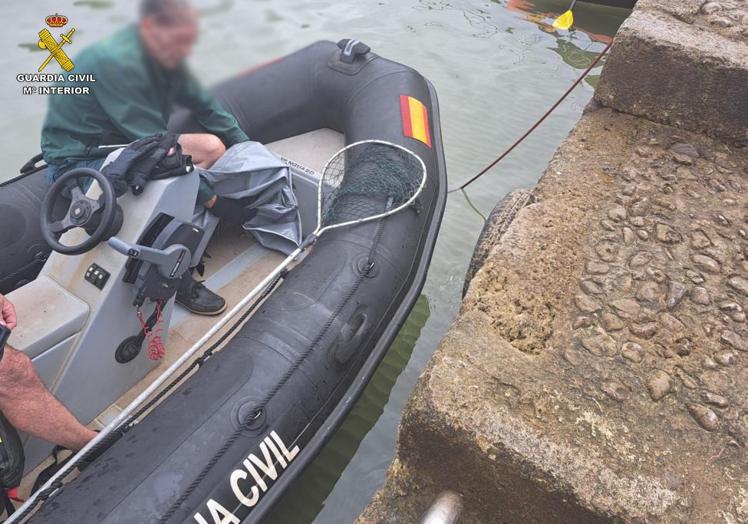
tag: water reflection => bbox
[412,0,627,70]
[505,0,629,83]
[72,0,114,9]
[196,0,235,18]
[552,38,605,68]
[416,1,501,38]
[18,43,45,53]
[507,0,628,45]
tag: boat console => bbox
[8,167,203,470]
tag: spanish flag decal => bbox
[400,95,432,148]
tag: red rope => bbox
[8,487,22,502]
[449,39,614,193]
[136,301,166,360]
[148,301,165,360]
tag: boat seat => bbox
[7,276,89,359]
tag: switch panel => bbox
[84,263,110,290]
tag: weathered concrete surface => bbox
[358,106,748,523]
[595,0,748,144]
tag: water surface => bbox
[1,1,628,521]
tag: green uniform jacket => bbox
[41,24,249,201]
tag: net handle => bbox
[315,139,428,236]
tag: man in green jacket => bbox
[41,0,251,315]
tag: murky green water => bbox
[1,0,628,521]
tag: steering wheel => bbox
[41,168,118,255]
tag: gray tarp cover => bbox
[194,141,302,255]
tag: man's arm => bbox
[0,346,96,451]
[177,72,249,148]
[0,295,96,451]
[91,60,170,141]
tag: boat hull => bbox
[29,40,447,523]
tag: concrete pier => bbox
[597,0,747,144]
[358,1,748,522]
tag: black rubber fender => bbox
[463,189,535,297]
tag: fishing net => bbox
[320,141,425,228]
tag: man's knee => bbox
[203,134,226,162]
[179,133,226,169]
[0,348,36,394]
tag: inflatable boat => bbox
[1,39,446,522]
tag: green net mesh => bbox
[320,141,424,228]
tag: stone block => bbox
[596,2,748,144]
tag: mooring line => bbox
[449,38,614,194]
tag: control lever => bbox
[108,236,191,280]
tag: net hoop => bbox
[315,139,427,235]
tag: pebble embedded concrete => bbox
[358,108,748,523]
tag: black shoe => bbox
[176,277,227,316]
[209,197,258,225]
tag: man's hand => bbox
[204,194,218,209]
[0,294,17,330]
